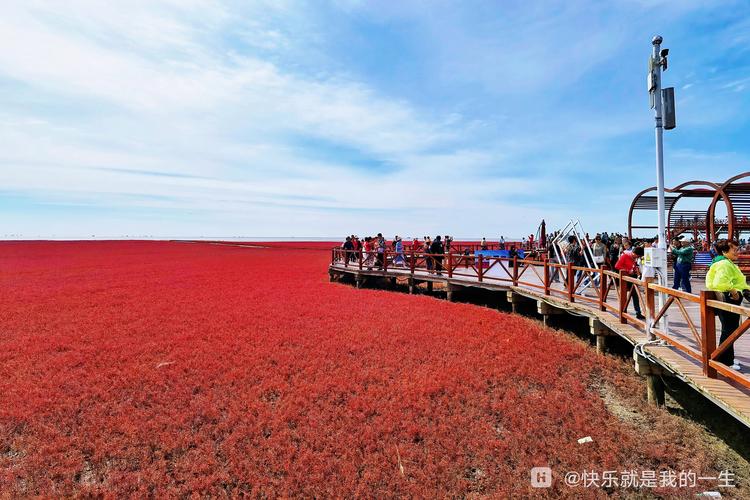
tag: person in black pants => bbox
[430,235,445,276]
[706,239,750,370]
[375,233,385,270]
[716,294,744,367]
[342,236,354,262]
[508,245,517,268]
[615,246,645,320]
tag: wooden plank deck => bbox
[330,260,750,428]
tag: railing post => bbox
[543,257,550,296]
[645,279,656,338]
[358,250,363,270]
[567,262,574,302]
[383,250,388,272]
[512,256,519,286]
[478,255,484,282]
[410,250,415,274]
[344,249,348,268]
[447,252,453,278]
[619,271,627,324]
[598,268,606,311]
[700,290,718,378]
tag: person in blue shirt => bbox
[393,236,405,267]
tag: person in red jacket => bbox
[363,237,374,269]
[352,236,361,262]
[615,246,645,320]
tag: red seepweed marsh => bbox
[0,241,746,497]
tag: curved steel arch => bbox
[708,172,750,242]
[671,180,720,191]
[627,183,716,240]
[627,177,745,244]
[628,186,658,239]
[665,181,720,242]
[720,172,750,187]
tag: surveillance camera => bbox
[660,48,669,57]
[652,35,663,45]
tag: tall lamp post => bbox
[647,35,676,339]
[652,35,666,253]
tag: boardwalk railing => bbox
[331,248,750,390]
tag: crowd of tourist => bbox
[339,231,748,371]
[341,232,704,288]
[339,231,724,287]
[341,234,455,273]
[341,234,536,272]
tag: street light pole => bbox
[652,35,666,252]
[647,34,671,340]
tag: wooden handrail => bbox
[706,299,750,316]
[648,283,700,303]
[329,247,750,390]
[700,290,717,378]
[711,317,750,361]
[621,274,644,285]
[645,279,655,334]
[571,265,600,273]
[567,262,574,302]
[651,296,675,326]
[602,269,620,279]
[618,271,627,324]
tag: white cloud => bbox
[1,0,748,238]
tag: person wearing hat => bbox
[671,238,694,293]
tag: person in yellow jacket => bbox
[705,239,750,370]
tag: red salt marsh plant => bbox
[0,241,745,497]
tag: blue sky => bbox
[1,0,749,239]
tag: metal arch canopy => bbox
[628,186,677,239]
[627,177,749,243]
[665,181,720,242]
[709,172,750,242]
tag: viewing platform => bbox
[329,248,750,429]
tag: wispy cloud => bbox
[1,0,749,238]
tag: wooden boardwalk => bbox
[329,251,750,429]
